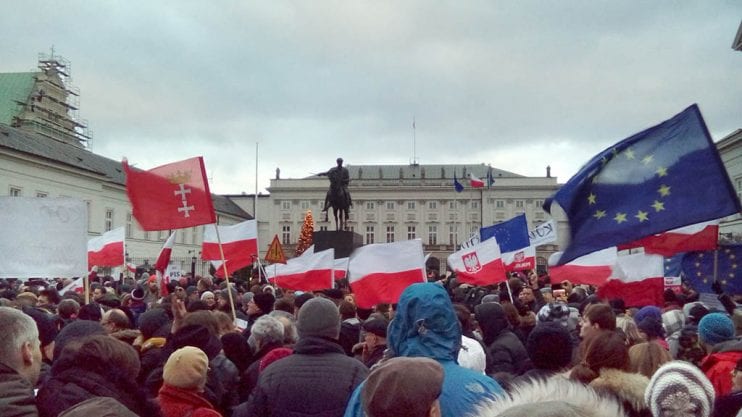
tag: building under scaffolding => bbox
[0,50,91,148]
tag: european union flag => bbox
[664,254,684,278]
[453,173,464,193]
[544,104,741,265]
[682,245,742,295]
[480,214,530,253]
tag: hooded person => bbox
[158,346,221,417]
[474,302,533,377]
[134,308,171,385]
[344,283,504,417]
[236,297,368,417]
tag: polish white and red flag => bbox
[334,257,349,280]
[548,247,617,287]
[59,276,85,295]
[349,240,427,308]
[126,262,137,273]
[448,237,507,286]
[154,232,177,296]
[202,220,258,275]
[598,252,665,307]
[618,219,720,257]
[87,227,125,269]
[502,245,536,272]
[123,156,216,231]
[469,174,485,188]
[266,248,334,291]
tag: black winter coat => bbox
[474,303,532,377]
[0,362,38,417]
[236,336,368,417]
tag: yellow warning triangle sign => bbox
[265,235,287,264]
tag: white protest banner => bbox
[0,197,88,278]
[165,264,182,281]
[529,219,557,247]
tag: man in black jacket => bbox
[0,306,43,417]
[238,297,368,417]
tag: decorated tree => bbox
[295,210,314,256]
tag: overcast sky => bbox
[3,2,740,194]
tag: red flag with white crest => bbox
[123,157,216,231]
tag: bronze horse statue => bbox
[319,158,352,231]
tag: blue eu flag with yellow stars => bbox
[544,104,741,265]
[682,245,742,295]
[480,214,530,253]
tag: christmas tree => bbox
[295,210,314,256]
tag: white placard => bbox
[0,197,88,278]
[529,219,557,247]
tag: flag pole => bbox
[254,142,263,285]
[84,271,90,305]
[214,225,237,322]
[713,248,719,283]
[505,278,514,303]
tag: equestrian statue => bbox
[319,157,352,231]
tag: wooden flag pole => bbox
[214,225,237,322]
[84,271,91,305]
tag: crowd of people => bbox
[1,268,742,417]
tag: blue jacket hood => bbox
[387,283,461,361]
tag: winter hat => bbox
[480,294,499,304]
[253,292,276,314]
[362,357,444,417]
[259,347,293,372]
[137,308,170,339]
[527,322,573,371]
[163,346,209,390]
[362,317,389,338]
[297,297,341,339]
[130,286,145,301]
[53,320,106,360]
[22,306,58,347]
[645,360,715,417]
[634,306,662,325]
[536,303,572,328]
[698,312,735,346]
[637,316,666,340]
[200,291,214,301]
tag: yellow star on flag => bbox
[635,210,649,222]
[593,210,607,219]
[642,155,654,165]
[656,167,668,177]
[658,184,671,197]
[651,200,665,212]
[614,212,627,224]
[624,148,635,160]
[587,193,597,205]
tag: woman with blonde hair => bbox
[629,341,672,379]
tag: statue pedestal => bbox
[312,231,363,259]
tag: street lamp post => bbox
[191,254,197,279]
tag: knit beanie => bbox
[200,291,214,301]
[634,305,662,325]
[163,346,209,390]
[527,323,573,371]
[645,360,715,417]
[362,357,444,417]
[297,297,341,339]
[253,292,276,314]
[536,303,571,328]
[698,312,735,346]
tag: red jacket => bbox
[158,384,222,417]
[700,342,742,396]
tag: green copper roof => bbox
[0,72,36,125]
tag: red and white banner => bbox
[202,220,258,275]
[548,247,617,286]
[598,252,665,307]
[266,248,334,291]
[618,219,719,257]
[59,276,85,295]
[349,240,426,308]
[154,232,177,274]
[502,245,536,272]
[123,156,216,231]
[448,237,507,286]
[87,227,125,268]
[469,174,485,188]
[334,257,349,280]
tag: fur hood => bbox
[473,376,626,417]
[590,368,649,414]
